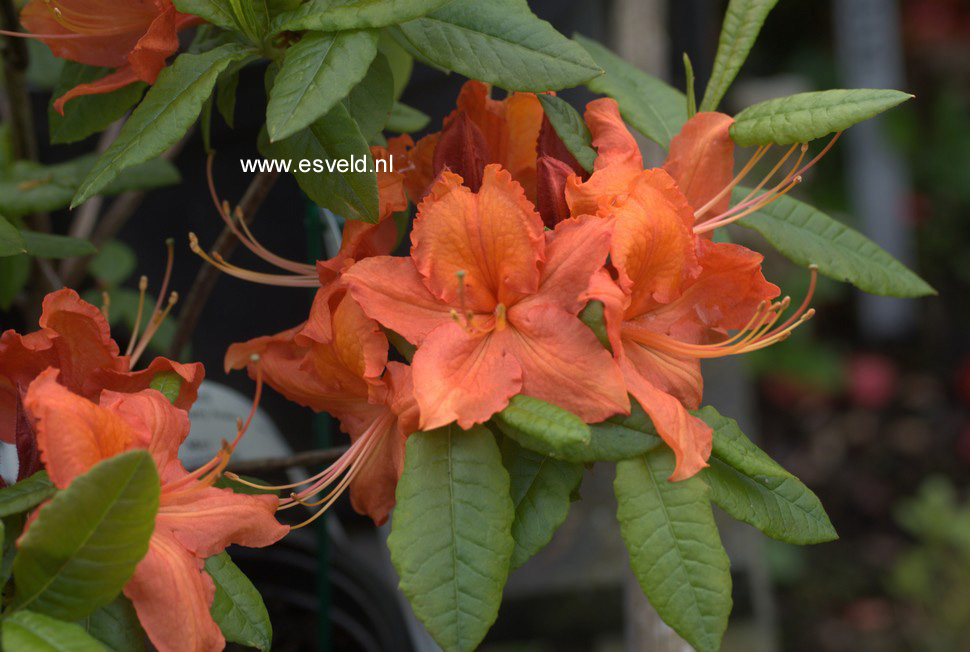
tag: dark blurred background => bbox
[4,0,969,650]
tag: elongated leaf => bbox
[273,0,451,32]
[388,425,514,652]
[536,94,595,173]
[579,300,611,351]
[21,231,96,259]
[2,610,108,652]
[206,552,272,651]
[386,102,429,133]
[700,0,779,112]
[380,31,413,100]
[703,459,836,544]
[48,63,146,145]
[267,30,378,142]
[343,52,395,143]
[215,67,241,128]
[615,449,732,652]
[78,597,145,652]
[493,395,591,456]
[88,240,136,286]
[734,187,934,297]
[574,34,686,149]
[580,400,663,462]
[173,0,237,31]
[695,406,837,544]
[262,103,378,222]
[13,451,160,620]
[0,254,30,310]
[0,214,26,256]
[228,0,270,44]
[500,438,583,569]
[72,43,254,206]
[730,89,913,145]
[397,0,601,91]
[0,471,55,518]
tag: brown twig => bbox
[227,445,347,475]
[166,168,279,359]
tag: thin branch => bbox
[166,168,279,359]
[227,445,347,475]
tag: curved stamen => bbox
[125,276,149,357]
[188,233,318,287]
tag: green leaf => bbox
[1,514,22,586]
[0,471,56,518]
[500,438,583,569]
[703,459,836,544]
[379,30,413,100]
[615,449,732,652]
[267,30,378,142]
[536,94,595,173]
[72,43,255,207]
[149,372,182,405]
[13,450,160,620]
[21,231,97,259]
[700,0,779,113]
[18,230,93,259]
[0,254,30,310]
[578,299,611,351]
[683,53,697,118]
[388,425,514,652]
[77,597,145,652]
[581,400,663,463]
[216,68,241,128]
[87,240,136,286]
[695,406,837,544]
[49,63,146,145]
[397,0,601,91]
[386,101,430,133]
[261,102,378,222]
[2,610,108,652]
[574,33,686,149]
[493,395,591,457]
[228,0,270,44]
[206,552,272,651]
[273,0,451,32]
[173,0,237,32]
[735,187,935,297]
[343,52,395,143]
[730,89,914,145]
[0,214,26,256]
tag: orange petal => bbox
[663,112,735,218]
[94,357,205,412]
[24,368,135,488]
[348,409,405,526]
[620,335,704,408]
[501,91,544,199]
[620,358,711,481]
[523,214,614,315]
[159,487,287,559]
[564,98,643,217]
[53,66,142,115]
[637,238,780,342]
[343,256,452,346]
[386,361,419,437]
[610,169,700,316]
[432,111,488,192]
[123,533,223,652]
[535,155,577,228]
[126,5,178,84]
[373,144,408,218]
[505,303,629,423]
[0,329,57,443]
[580,267,629,356]
[411,165,545,310]
[411,323,522,430]
[100,389,190,472]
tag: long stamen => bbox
[694,144,770,219]
[129,291,178,366]
[188,233,318,286]
[125,276,149,357]
[206,153,314,275]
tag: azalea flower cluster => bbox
[0,290,289,652]
[205,80,818,526]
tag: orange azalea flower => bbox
[225,290,418,526]
[24,368,288,652]
[343,164,629,430]
[570,100,819,480]
[13,0,202,113]
[0,288,202,444]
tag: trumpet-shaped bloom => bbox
[343,165,629,430]
[225,290,418,525]
[24,368,288,652]
[18,0,202,113]
[0,289,202,444]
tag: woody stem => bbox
[167,168,279,359]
